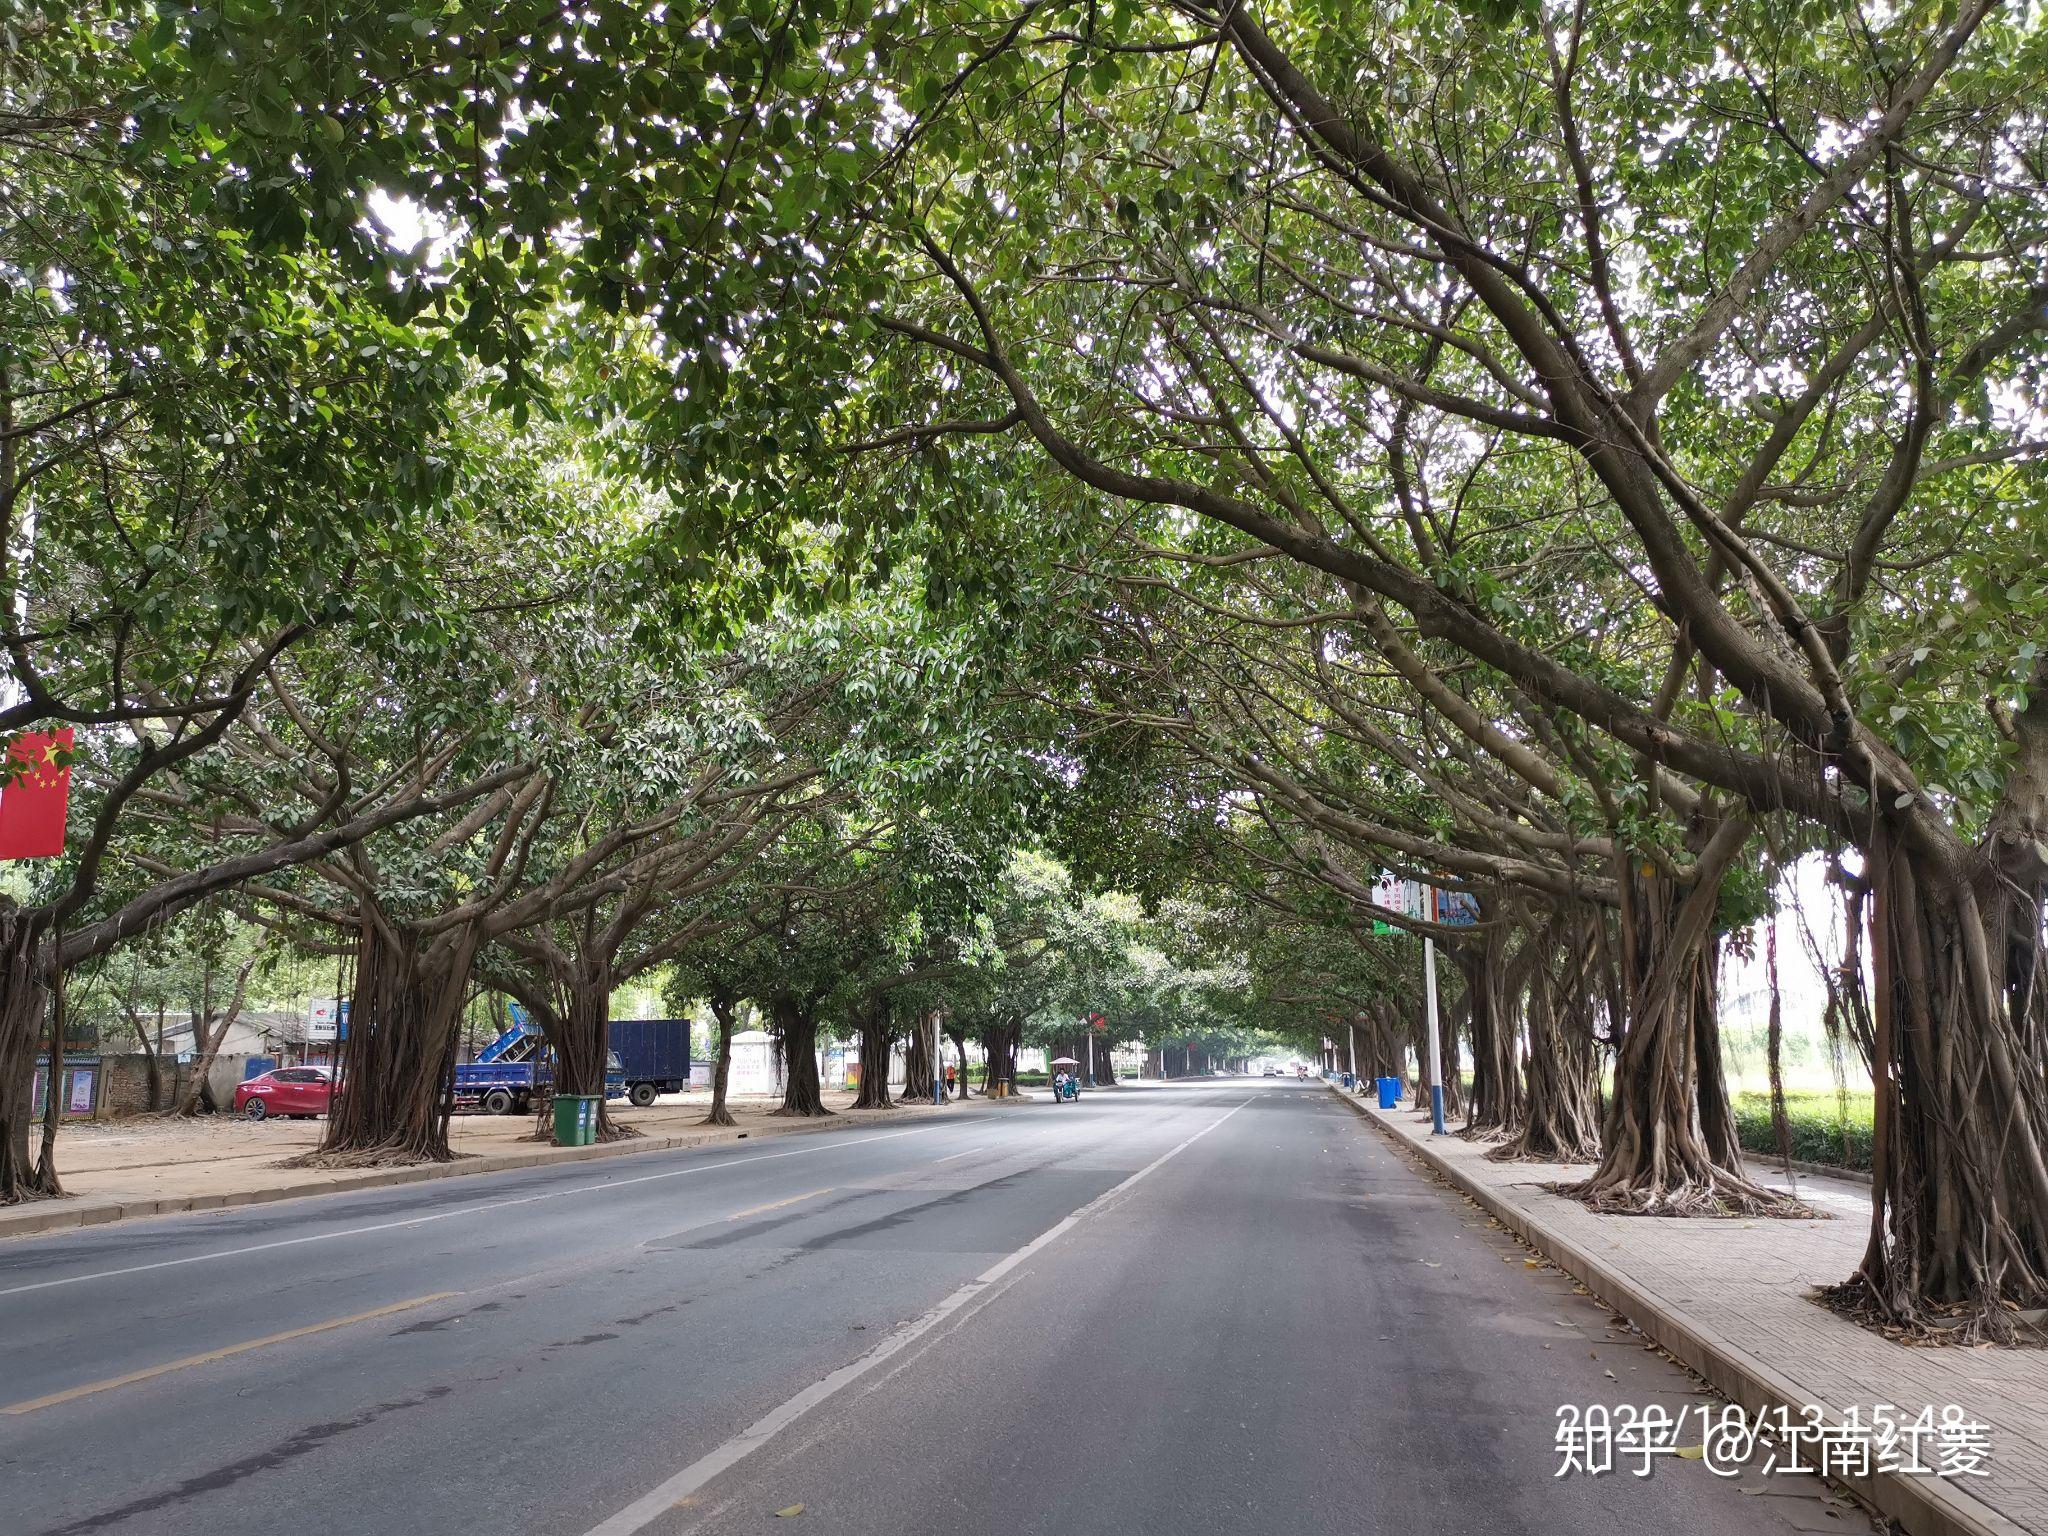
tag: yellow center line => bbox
[725,1188,833,1222]
[3,1291,461,1416]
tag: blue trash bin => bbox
[1377,1076,1400,1109]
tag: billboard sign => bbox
[307,997,350,1041]
[1435,888,1480,926]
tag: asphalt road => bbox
[0,1081,1861,1535]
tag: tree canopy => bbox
[3,0,2045,1340]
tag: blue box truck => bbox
[609,1018,692,1106]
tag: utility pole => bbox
[1423,883,1445,1134]
[933,1012,943,1106]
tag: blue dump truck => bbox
[609,1018,692,1106]
[454,1015,690,1114]
[453,1017,626,1115]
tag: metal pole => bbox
[1424,925,1445,1135]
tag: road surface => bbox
[0,1081,1861,1534]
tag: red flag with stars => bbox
[0,728,74,859]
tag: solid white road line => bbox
[580,1095,1257,1536]
[0,1126,949,1298]
[930,1145,989,1164]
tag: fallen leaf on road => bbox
[774,1505,806,1518]
[1421,1260,1442,1268]
[1675,1446,1704,1460]
[1523,1258,1542,1268]
[1603,1370,1616,1379]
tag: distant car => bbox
[1262,1067,1280,1077]
[235,1066,335,1121]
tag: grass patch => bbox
[1733,1088,1874,1173]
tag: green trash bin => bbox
[552,1093,600,1147]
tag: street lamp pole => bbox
[1423,888,1445,1134]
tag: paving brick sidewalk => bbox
[1341,1088,2048,1536]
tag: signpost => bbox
[1373,872,1453,1134]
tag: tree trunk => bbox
[1765,918,1794,1174]
[546,955,635,1144]
[1458,928,1522,1137]
[977,1023,1000,1093]
[296,917,478,1165]
[125,1005,166,1113]
[1562,831,1792,1214]
[979,1018,1018,1097]
[34,929,65,1193]
[702,993,738,1127]
[770,994,829,1117]
[0,910,57,1203]
[1490,926,1602,1163]
[947,1026,969,1098]
[170,956,257,1117]
[901,1011,937,1102]
[1092,1032,1116,1085]
[1354,1003,1400,1083]
[851,1001,894,1109]
[1410,990,1462,1123]
[1828,814,2048,1339]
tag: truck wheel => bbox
[482,1088,514,1116]
[628,1082,658,1108]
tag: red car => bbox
[234,1066,335,1120]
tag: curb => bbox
[0,1098,1014,1244]
[1324,1083,2026,1536]
[1748,1153,1875,1187]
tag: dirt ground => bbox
[40,1089,962,1207]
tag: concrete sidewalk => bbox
[0,1088,1005,1242]
[1333,1085,2047,1536]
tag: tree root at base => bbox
[281,1143,468,1170]
[1552,1172,1819,1219]
[1814,1276,2048,1348]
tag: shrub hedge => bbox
[1732,1089,1874,1173]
